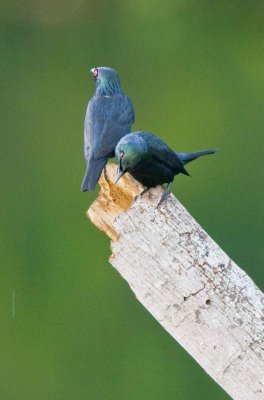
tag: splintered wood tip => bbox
[87,163,143,241]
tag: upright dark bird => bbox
[115,131,218,204]
[81,67,135,191]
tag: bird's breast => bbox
[130,159,173,188]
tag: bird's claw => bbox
[133,187,149,203]
[133,195,139,203]
[157,183,172,207]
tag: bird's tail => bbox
[81,157,108,192]
[176,149,219,166]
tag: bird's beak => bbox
[90,68,95,74]
[115,164,124,183]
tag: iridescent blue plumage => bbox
[81,67,135,191]
[115,131,218,204]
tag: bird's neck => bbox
[95,80,123,96]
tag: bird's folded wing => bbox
[85,95,134,161]
[143,133,188,175]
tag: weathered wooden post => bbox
[87,163,264,400]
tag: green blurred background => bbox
[1,1,264,399]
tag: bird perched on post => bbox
[81,67,135,191]
[115,131,218,205]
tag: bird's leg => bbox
[158,182,172,206]
[133,187,150,203]
[140,187,150,197]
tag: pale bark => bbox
[87,163,264,400]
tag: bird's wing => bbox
[84,94,134,162]
[142,132,189,175]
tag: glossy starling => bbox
[115,131,218,204]
[81,67,135,191]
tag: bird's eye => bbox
[93,68,98,78]
[120,151,124,159]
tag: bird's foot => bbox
[133,187,150,203]
[157,183,172,207]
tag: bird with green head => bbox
[115,131,218,205]
[81,66,135,191]
[91,67,123,96]
[115,133,148,183]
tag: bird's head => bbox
[115,133,147,183]
[90,67,122,95]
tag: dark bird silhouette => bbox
[81,67,135,191]
[115,131,218,205]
